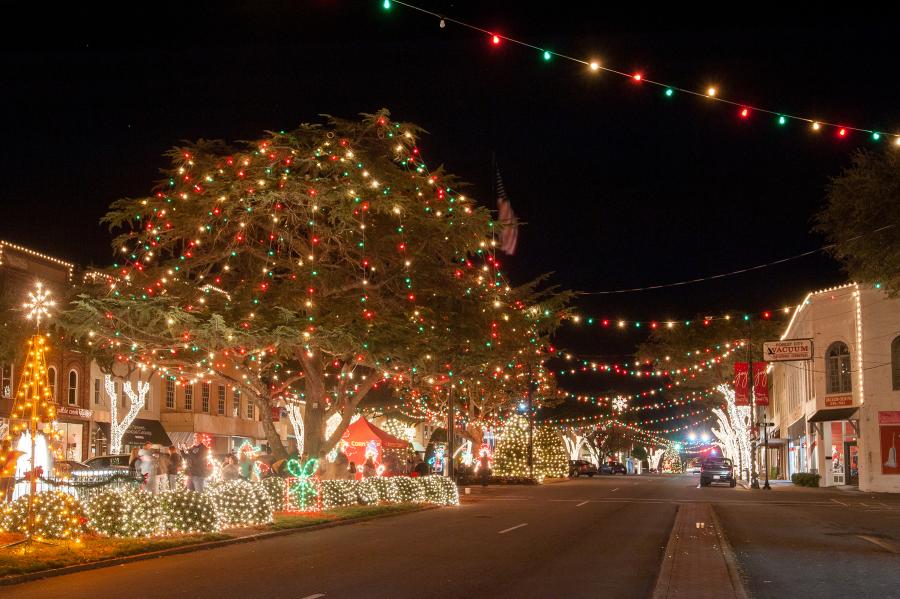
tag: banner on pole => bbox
[753,361,769,406]
[734,362,749,406]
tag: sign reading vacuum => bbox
[763,339,813,362]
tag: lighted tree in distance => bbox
[62,111,566,458]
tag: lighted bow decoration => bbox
[286,458,321,512]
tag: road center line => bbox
[830,498,849,507]
[576,500,589,507]
[498,523,528,534]
[857,535,900,554]
[300,594,326,599]
[611,488,619,492]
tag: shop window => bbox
[892,336,900,391]
[201,383,210,412]
[184,384,194,410]
[826,342,851,394]
[48,366,57,401]
[232,388,240,418]
[67,369,78,405]
[165,379,176,409]
[1,362,12,398]
[93,378,101,405]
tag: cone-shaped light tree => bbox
[493,414,530,477]
[61,111,567,458]
[534,426,568,478]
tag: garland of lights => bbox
[382,0,900,145]
[556,342,744,378]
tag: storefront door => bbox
[844,441,859,486]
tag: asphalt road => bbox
[6,475,900,598]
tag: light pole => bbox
[748,319,760,489]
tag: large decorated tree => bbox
[493,414,530,477]
[61,111,566,458]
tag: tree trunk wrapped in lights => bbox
[60,110,569,459]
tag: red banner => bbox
[753,362,769,406]
[734,362,749,406]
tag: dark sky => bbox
[2,2,895,429]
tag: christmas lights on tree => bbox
[493,414,530,477]
[534,427,568,478]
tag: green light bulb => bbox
[382,0,391,8]
[777,116,787,126]
[543,50,551,61]
[665,88,674,97]
[873,132,881,141]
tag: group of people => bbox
[128,437,230,493]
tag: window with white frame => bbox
[201,383,210,412]
[93,378,101,405]
[826,341,852,394]
[67,369,78,405]
[165,379,176,409]
[184,384,194,410]
[217,385,225,415]
[232,388,240,418]
[246,392,254,419]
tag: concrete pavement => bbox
[5,474,900,598]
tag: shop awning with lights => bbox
[95,419,173,447]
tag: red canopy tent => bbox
[339,417,409,475]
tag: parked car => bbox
[83,454,132,473]
[54,460,89,475]
[700,458,736,487]
[597,463,613,475]
[607,462,627,475]
[569,459,599,477]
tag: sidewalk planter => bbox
[791,473,821,487]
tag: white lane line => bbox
[481,498,528,501]
[611,488,619,492]
[857,535,900,554]
[876,502,889,507]
[859,502,869,507]
[576,501,589,507]
[498,523,528,534]
[831,498,849,507]
[300,594,326,599]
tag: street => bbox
[5,475,900,598]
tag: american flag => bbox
[495,168,518,255]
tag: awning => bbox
[787,417,807,439]
[807,407,859,424]
[95,419,173,447]
[764,437,788,447]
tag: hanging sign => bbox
[753,362,769,406]
[734,362,749,406]
[763,339,814,361]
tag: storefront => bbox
[55,405,93,462]
[808,407,859,487]
[787,417,808,476]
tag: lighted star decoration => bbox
[23,281,55,327]
[612,397,628,413]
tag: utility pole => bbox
[527,364,534,479]
[447,385,454,479]
[748,319,760,489]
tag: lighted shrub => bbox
[86,490,163,537]
[159,490,219,533]
[1,490,87,540]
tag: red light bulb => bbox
[633,73,643,82]
[740,108,749,118]
[492,34,500,45]
[838,128,847,137]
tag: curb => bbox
[0,504,439,587]
[709,504,750,599]
[650,503,680,599]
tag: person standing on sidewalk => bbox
[159,445,181,491]
[138,442,158,493]
[182,437,211,492]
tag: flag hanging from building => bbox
[734,362,750,406]
[495,168,518,255]
[753,362,769,406]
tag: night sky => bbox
[2,2,894,425]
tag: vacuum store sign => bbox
[763,339,814,361]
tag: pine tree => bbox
[534,426,568,479]
[493,414,530,477]
[661,443,683,473]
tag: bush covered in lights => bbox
[419,475,459,506]
[355,478,380,505]
[320,480,358,509]
[86,490,163,537]
[366,476,396,502]
[159,490,219,533]
[208,481,273,527]
[392,476,426,502]
[0,490,87,540]
[261,476,286,512]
